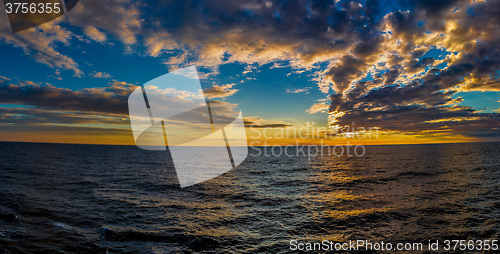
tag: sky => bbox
[0,0,499,145]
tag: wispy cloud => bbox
[203,83,238,99]
[0,20,81,75]
[91,71,112,78]
[243,116,292,129]
[286,87,311,94]
[83,26,107,43]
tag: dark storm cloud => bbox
[383,67,400,86]
[415,0,461,16]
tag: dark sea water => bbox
[0,142,499,253]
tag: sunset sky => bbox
[0,0,499,145]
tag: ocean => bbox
[0,141,499,253]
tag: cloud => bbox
[144,31,179,57]
[243,116,292,128]
[0,106,127,126]
[0,0,143,75]
[0,15,82,75]
[247,123,292,128]
[0,78,137,114]
[91,72,112,78]
[314,0,500,138]
[138,0,372,75]
[307,101,329,114]
[0,76,146,144]
[203,83,238,99]
[286,87,311,94]
[65,0,142,45]
[83,26,107,42]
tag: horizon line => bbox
[1,140,499,147]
